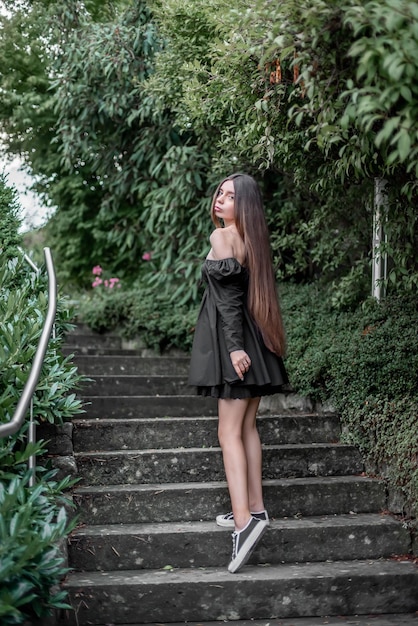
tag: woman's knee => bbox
[218,421,243,450]
[217,397,250,446]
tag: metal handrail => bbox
[0,247,57,485]
[18,246,42,275]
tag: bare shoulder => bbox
[209,228,234,259]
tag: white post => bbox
[372,178,388,300]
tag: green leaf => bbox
[397,131,412,162]
[375,117,401,147]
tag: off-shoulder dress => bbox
[188,258,289,399]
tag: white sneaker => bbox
[216,509,269,528]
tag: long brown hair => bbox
[211,173,286,356]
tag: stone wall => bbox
[37,422,77,481]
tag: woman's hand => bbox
[230,350,251,381]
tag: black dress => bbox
[188,258,289,399]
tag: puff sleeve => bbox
[205,259,246,353]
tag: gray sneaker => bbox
[228,517,268,573]
[216,509,269,528]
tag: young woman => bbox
[189,172,288,573]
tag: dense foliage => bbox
[0,256,84,427]
[79,283,198,353]
[0,177,82,622]
[0,443,75,625]
[0,0,417,302]
[0,173,84,428]
[283,283,418,518]
[0,173,22,260]
[147,0,418,294]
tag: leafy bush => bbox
[79,284,199,354]
[282,283,418,518]
[282,283,418,405]
[0,172,22,260]
[0,255,85,426]
[0,439,75,625]
[0,248,85,622]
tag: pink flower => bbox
[90,267,121,291]
[142,251,152,261]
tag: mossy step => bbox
[79,374,191,396]
[78,394,218,418]
[68,513,410,572]
[90,617,418,626]
[70,354,191,376]
[65,332,123,349]
[62,559,418,625]
[73,476,386,525]
[74,443,363,486]
[73,413,342,451]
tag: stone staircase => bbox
[62,327,418,625]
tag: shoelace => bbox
[230,532,238,559]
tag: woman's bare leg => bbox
[218,397,252,530]
[242,397,264,513]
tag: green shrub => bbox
[0,172,22,260]
[281,283,418,518]
[0,438,75,625]
[324,295,418,518]
[79,284,199,353]
[0,246,85,622]
[0,255,85,426]
[339,396,418,517]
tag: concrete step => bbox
[79,394,218,418]
[73,414,342,451]
[67,323,100,335]
[62,559,418,624]
[70,354,191,376]
[74,443,363,486]
[63,327,418,625]
[82,616,418,626]
[80,374,190,396]
[64,346,150,357]
[68,513,411,572]
[78,392,320,419]
[73,476,386,525]
[65,332,123,349]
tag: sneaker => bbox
[216,511,235,527]
[216,509,269,528]
[228,517,268,573]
